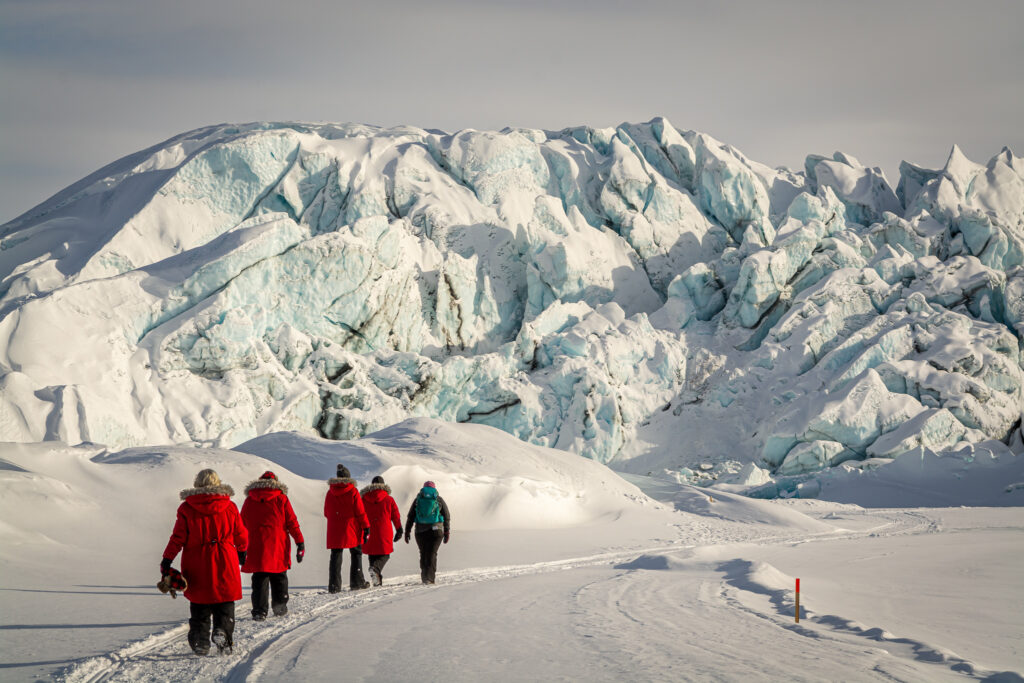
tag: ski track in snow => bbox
[54,507,1016,683]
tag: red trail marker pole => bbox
[795,578,800,623]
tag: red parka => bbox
[240,479,304,574]
[360,483,402,556]
[163,485,248,604]
[324,477,369,549]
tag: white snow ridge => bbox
[1,120,1022,681]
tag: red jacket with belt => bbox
[240,479,304,574]
[324,478,369,549]
[162,485,248,604]
[360,483,402,556]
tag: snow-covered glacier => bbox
[0,119,1021,487]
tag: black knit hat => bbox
[372,475,385,485]
[337,464,350,478]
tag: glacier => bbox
[0,119,1021,490]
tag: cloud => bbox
[1,0,1022,221]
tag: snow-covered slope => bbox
[0,120,1021,489]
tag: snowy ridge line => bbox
[715,560,1020,681]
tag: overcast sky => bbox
[2,0,1022,223]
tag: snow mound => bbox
[615,553,690,571]
[238,417,655,529]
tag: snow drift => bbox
[0,119,1021,489]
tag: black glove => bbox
[160,557,172,576]
[404,531,410,544]
[363,528,370,544]
[238,550,247,566]
[296,542,305,563]
[443,531,450,544]
[393,529,403,543]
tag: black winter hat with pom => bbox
[337,464,350,479]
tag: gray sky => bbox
[2,0,1022,224]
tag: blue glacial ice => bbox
[0,119,1021,485]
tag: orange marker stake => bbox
[795,578,800,623]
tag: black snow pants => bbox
[415,528,444,584]
[329,546,368,591]
[250,571,289,618]
[367,554,391,584]
[188,601,235,653]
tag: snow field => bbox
[2,420,1021,681]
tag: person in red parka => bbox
[161,468,248,656]
[324,464,371,592]
[360,475,403,586]
[240,470,304,621]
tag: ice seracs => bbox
[0,119,1021,492]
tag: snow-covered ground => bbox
[2,419,1021,682]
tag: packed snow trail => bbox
[56,508,1023,683]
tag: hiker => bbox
[240,470,305,621]
[404,480,451,585]
[324,464,371,592]
[360,475,403,586]
[161,468,248,656]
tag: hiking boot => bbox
[370,567,382,587]
[272,603,288,617]
[350,580,370,590]
[212,628,232,655]
[192,644,210,656]
[252,613,266,622]
[328,586,341,594]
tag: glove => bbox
[394,529,403,543]
[160,557,172,576]
[363,528,370,544]
[238,550,247,566]
[404,532,410,544]
[296,542,305,563]
[443,531,450,544]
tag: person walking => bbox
[161,468,248,656]
[360,475,402,586]
[240,471,305,621]
[324,464,371,592]
[404,480,451,585]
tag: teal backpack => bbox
[414,488,443,525]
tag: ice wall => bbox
[0,120,1021,480]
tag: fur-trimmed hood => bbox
[327,477,356,487]
[244,478,288,496]
[179,484,234,501]
[360,482,391,496]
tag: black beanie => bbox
[372,475,385,485]
[337,464,350,479]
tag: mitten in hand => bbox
[393,529,403,543]
[160,557,172,576]
[443,531,450,544]
[238,550,247,566]
[296,542,305,563]
[363,528,370,544]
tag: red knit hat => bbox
[423,480,436,488]
[260,471,277,480]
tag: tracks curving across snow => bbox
[57,545,693,683]
[57,507,1022,682]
